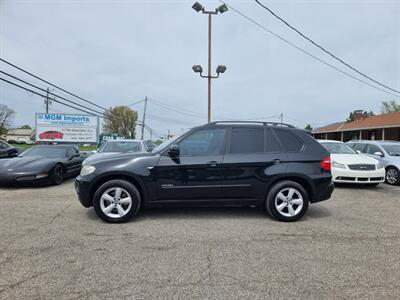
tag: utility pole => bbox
[141,96,148,140]
[45,88,50,113]
[192,2,228,123]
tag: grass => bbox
[11,144,97,151]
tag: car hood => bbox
[0,156,58,172]
[331,154,378,165]
[84,152,153,165]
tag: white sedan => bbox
[318,140,385,185]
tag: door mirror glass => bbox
[373,151,384,157]
[168,144,180,158]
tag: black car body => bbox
[0,140,22,159]
[76,122,334,223]
[0,145,88,186]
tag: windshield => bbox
[151,136,179,153]
[21,147,67,158]
[381,144,400,156]
[98,141,142,153]
[320,142,357,154]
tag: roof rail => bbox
[209,120,295,128]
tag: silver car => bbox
[83,140,150,165]
[346,140,400,185]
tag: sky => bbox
[1,0,400,140]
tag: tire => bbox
[266,180,309,222]
[386,167,400,185]
[93,180,141,223]
[52,164,64,185]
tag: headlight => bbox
[376,162,384,169]
[80,165,96,176]
[332,161,346,169]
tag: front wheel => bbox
[386,167,400,185]
[266,180,309,222]
[93,180,141,223]
[52,164,64,185]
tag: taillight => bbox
[321,155,331,171]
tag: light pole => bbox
[192,2,228,123]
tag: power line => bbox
[254,0,400,95]
[0,77,108,119]
[127,98,145,107]
[0,70,109,117]
[0,57,110,111]
[221,1,400,98]
[149,98,207,119]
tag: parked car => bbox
[75,121,334,223]
[0,140,23,159]
[0,145,88,186]
[318,140,384,185]
[347,140,400,185]
[83,140,148,165]
[39,130,64,140]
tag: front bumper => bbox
[75,175,95,208]
[332,167,385,184]
[0,171,51,186]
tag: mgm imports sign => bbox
[35,113,99,143]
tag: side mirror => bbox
[356,150,361,154]
[373,151,384,157]
[69,153,80,160]
[168,144,180,158]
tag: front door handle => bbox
[208,161,221,167]
[273,159,281,164]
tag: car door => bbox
[219,127,288,201]
[65,147,83,175]
[154,127,227,202]
[365,144,385,160]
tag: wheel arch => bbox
[266,175,315,203]
[89,173,147,206]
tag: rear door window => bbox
[266,129,282,152]
[229,127,264,154]
[274,129,304,152]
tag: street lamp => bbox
[192,2,228,123]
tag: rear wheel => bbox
[386,167,400,185]
[52,164,64,185]
[266,180,309,222]
[93,180,141,223]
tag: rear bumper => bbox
[310,174,334,203]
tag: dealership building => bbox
[312,111,400,142]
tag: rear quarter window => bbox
[274,129,304,152]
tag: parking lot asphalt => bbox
[1,181,400,299]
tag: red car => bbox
[39,131,64,140]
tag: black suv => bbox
[75,121,333,223]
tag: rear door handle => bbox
[208,161,221,167]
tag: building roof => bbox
[313,112,400,133]
[6,128,35,136]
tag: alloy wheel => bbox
[274,187,304,218]
[100,187,133,218]
[386,169,399,185]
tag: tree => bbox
[19,125,32,129]
[0,104,15,135]
[346,110,374,122]
[154,138,164,146]
[381,101,400,114]
[304,124,313,132]
[103,106,138,138]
